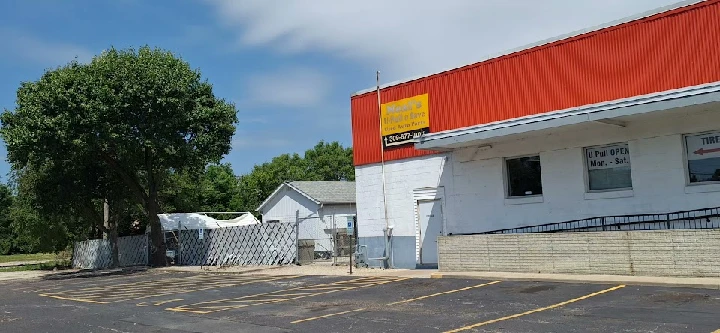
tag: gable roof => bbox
[256,181,356,212]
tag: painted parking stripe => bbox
[291,308,367,324]
[290,280,501,324]
[443,284,626,333]
[167,276,408,314]
[40,274,299,303]
[387,281,501,306]
[40,295,110,304]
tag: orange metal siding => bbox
[351,0,720,166]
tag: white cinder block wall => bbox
[355,154,451,268]
[438,230,720,277]
[446,107,720,234]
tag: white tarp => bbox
[158,213,260,231]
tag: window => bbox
[505,155,543,197]
[585,143,632,191]
[685,131,720,184]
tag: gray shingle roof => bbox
[289,181,356,204]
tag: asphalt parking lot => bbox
[0,270,719,332]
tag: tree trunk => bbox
[105,200,119,269]
[147,173,166,267]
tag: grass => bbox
[0,260,72,272]
[0,253,58,264]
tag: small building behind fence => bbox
[257,181,357,264]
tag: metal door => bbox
[418,199,443,264]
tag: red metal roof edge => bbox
[350,0,714,100]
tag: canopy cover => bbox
[157,213,260,231]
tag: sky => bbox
[0,0,683,180]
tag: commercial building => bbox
[350,0,720,269]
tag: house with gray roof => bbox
[257,181,357,257]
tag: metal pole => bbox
[350,216,356,274]
[376,71,392,269]
[332,215,336,266]
[177,220,182,266]
[295,210,300,265]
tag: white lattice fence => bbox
[177,222,297,266]
[72,234,148,270]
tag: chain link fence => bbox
[170,222,297,267]
[72,234,148,270]
[296,214,333,264]
[72,213,357,269]
[292,212,357,266]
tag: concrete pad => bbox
[0,271,52,282]
[431,271,720,290]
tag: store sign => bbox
[685,131,720,161]
[198,228,204,240]
[586,143,630,170]
[381,93,430,149]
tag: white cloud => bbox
[0,29,94,67]
[205,0,683,82]
[243,67,331,108]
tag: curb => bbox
[43,266,148,280]
[155,265,286,275]
[430,273,720,290]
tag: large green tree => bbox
[0,183,15,254]
[304,141,355,181]
[160,163,243,213]
[236,141,355,213]
[1,46,237,265]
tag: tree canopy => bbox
[0,46,238,264]
[236,141,354,213]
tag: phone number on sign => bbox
[385,132,421,143]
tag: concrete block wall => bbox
[438,230,720,277]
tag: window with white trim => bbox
[685,131,720,184]
[585,143,632,191]
[505,155,543,197]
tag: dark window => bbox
[685,132,720,184]
[688,157,720,183]
[506,156,543,197]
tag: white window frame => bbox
[503,153,544,200]
[582,142,633,193]
[682,130,720,187]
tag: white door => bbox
[418,199,443,265]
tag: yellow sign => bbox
[380,93,430,148]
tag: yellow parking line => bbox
[153,299,183,306]
[41,274,300,304]
[387,281,501,306]
[168,277,408,314]
[291,308,367,324]
[443,285,626,333]
[39,294,110,304]
[290,280,501,324]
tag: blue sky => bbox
[0,0,679,180]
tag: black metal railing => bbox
[449,206,720,235]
